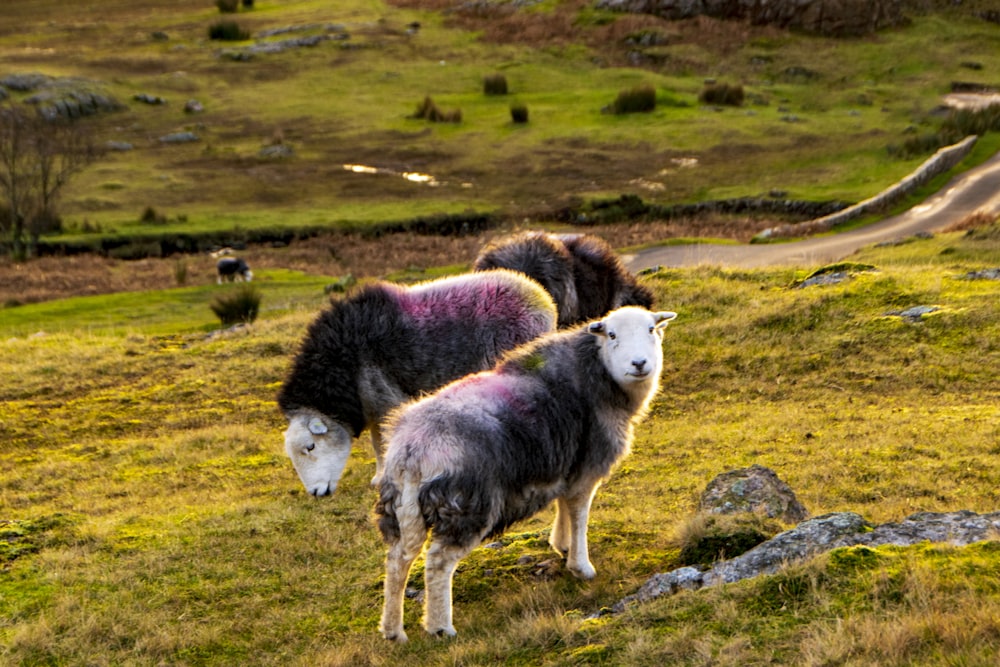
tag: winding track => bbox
[625,148,1000,272]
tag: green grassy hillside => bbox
[2,0,999,243]
[2,225,999,664]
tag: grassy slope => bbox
[1,0,999,241]
[2,226,1000,665]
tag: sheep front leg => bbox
[422,539,474,638]
[550,497,571,556]
[562,479,602,580]
[370,423,385,487]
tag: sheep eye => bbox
[649,325,655,334]
[608,332,616,340]
[305,443,316,453]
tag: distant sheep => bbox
[472,232,654,327]
[277,269,557,497]
[375,306,677,641]
[216,257,252,284]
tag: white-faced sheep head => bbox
[283,410,353,497]
[588,307,676,393]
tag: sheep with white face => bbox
[375,306,677,641]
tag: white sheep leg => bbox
[380,478,427,642]
[380,540,418,642]
[562,478,602,580]
[370,423,385,487]
[550,497,572,556]
[422,539,474,637]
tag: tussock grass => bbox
[2,227,1000,663]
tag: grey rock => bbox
[891,305,939,320]
[593,0,905,37]
[700,464,810,523]
[184,99,204,114]
[864,510,1000,548]
[0,73,52,91]
[134,93,167,105]
[259,144,295,159]
[159,131,199,143]
[961,268,1000,280]
[613,508,1000,614]
[705,512,871,585]
[796,271,850,288]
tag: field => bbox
[1,0,999,245]
[4,1,1000,665]
[3,222,1000,665]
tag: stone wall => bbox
[754,135,979,241]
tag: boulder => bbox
[700,464,810,523]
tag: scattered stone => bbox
[134,93,167,105]
[21,78,125,121]
[184,99,204,113]
[159,131,199,144]
[259,144,295,159]
[889,305,939,320]
[106,140,134,151]
[0,73,51,91]
[961,268,1000,280]
[796,271,850,288]
[700,464,810,523]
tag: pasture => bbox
[1,0,999,244]
[3,223,1000,665]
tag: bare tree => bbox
[0,100,102,260]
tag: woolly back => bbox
[472,232,579,327]
[278,271,556,435]
[559,234,655,320]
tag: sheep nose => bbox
[632,358,647,372]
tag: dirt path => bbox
[625,148,1000,271]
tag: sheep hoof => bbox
[382,629,408,643]
[569,562,596,580]
[428,626,457,639]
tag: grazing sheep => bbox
[472,232,654,327]
[217,257,252,283]
[277,269,557,496]
[375,306,677,641]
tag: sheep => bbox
[375,305,677,641]
[472,231,654,327]
[217,257,252,283]
[277,269,557,497]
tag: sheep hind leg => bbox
[562,478,602,580]
[422,539,475,638]
[549,497,572,556]
[379,479,427,642]
[380,540,419,642]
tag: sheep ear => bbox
[588,321,606,337]
[308,417,328,435]
[654,311,677,329]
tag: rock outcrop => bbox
[594,0,907,37]
[610,468,1000,615]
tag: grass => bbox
[2,223,1000,664]
[1,0,999,247]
